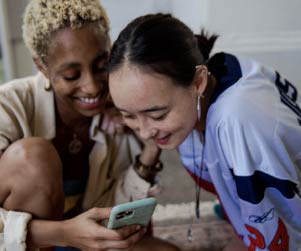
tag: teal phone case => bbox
[107,197,157,229]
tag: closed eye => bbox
[64,73,80,81]
[150,113,167,121]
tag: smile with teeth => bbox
[78,95,100,104]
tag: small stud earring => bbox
[195,65,211,77]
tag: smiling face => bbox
[109,64,199,150]
[37,24,110,121]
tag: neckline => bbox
[207,52,243,105]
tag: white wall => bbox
[101,0,172,41]
[205,0,301,86]
[1,0,301,88]
[0,0,32,82]
[102,0,301,87]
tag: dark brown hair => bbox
[109,13,218,87]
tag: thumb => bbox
[87,207,112,220]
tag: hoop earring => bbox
[44,81,52,91]
[197,95,202,121]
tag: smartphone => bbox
[107,197,157,229]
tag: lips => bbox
[155,133,171,145]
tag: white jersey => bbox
[179,53,301,250]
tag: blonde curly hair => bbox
[23,0,110,59]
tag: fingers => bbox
[115,225,144,239]
[85,208,144,240]
[114,123,124,134]
[101,113,111,133]
[86,207,112,220]
[66,208,146,251]
[93,225,143,241]
[92,227,147,250]
[101,113,125,134]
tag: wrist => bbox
[27,219,66,248]
[133,154,163,184]
[139,145,161,166]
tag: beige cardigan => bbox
[0,73,153,250]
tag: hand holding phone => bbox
[59,207,147,250]
[107,197,157,229]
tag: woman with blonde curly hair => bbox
[0,1,181,251]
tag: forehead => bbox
[109,64,187,111]
[47,25,110,65]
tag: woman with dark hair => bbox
[109,13,301,251]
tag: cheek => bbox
[167,110,189,128]
[52,86,67,99]
[163,107,196,136]
[177,100,197,124]
[52,81,74,97]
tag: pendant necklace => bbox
[54,101,84,155]
[187,130,205,242]
[68,133,83,154]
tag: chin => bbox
[79,108,104,118]
[157,140,180,150]
[74,100,105,118]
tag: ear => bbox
[192,65,209,95]
[33,57,49,78]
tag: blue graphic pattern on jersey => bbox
[249,208,274,223]
[233,170,298,204]
[275,71,301,126]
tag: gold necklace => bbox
[68,133,83,154]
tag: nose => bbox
[81,72,102,95]
[134,118,156,140]
[139,127,154,140]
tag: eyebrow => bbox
[58,51,109,71]
[118,106,168,113]
[59,62,80,71]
